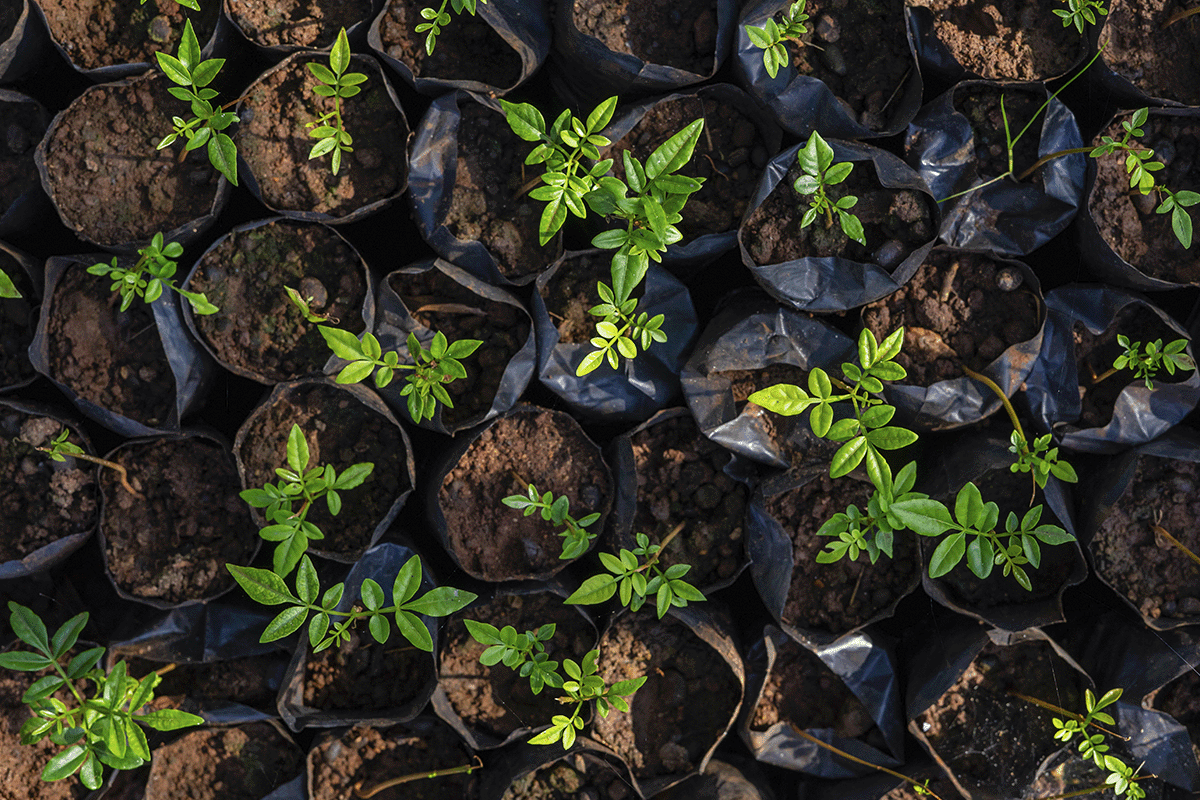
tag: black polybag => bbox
[1085,21,1196,111]
[0,239,42,394]
[653,757,777,800]
[478,739,635,800]
[0,0,48,83]
[905,80,1085,256]
[0,90,50,240]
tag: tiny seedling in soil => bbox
[88,231,218,315]
[793,130,865,247]
[502,483,600,561]
[239,423,374,577]
[0,268,19,299]
[0,602,203,790]
[744,0,811,79]
[284,285,338,324]
[31,427,143,498]
[1054,0,1107,33]
[417,0,487,55]
[305,28,368,176]
[1091,335,1196,390]
[319,327,483,424]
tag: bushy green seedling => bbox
[463,621,562,695]
[793,130,865,247]
[417,0,487,55]
[32,427,142,498]
[239,423,374,577]
[565,530,706,618]
[744,0,810,79]
[1032,688,1148,800]
[502,483,600,561]
[305,28,368,176]
[88,231,218,315]
[0,603,203,790]
[1054,0,1107,33]
[0,268,19,299]
[156,19,238,186]
[284,285,338,324]
[319,327,482,424]
[1104,335,1196,390]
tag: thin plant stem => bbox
[1008,691,1126,741]
[36,447,143,499]
[1151,523,1200,568]
[787,723,944,800]
[1037,776,1152,800]
[959,363,1024,442]
[353,755,483,799]
[1164,5,1200,27]
[632,521,687,575]
[1015,146,1095,182]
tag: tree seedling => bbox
[417,0,487,55]
[502,483,600,561]
[319,327,483,425]
[744,0,811,79]
[32,427,143,499]
[1092,335,1196,390]
[284,285,338,324]
[564,526,706,619]
[464,621,562,695]
[1054,0,1107,33]
[305,28,368,176]
[793,130,865,247]
[0,602,203,790]
[353,755,483,799]
[239,423,374,577]
[88,231,218,315]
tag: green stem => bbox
[1014,146,1095,182]
[353,755,483,799]
[1036,776,1152,800]
[1008,691,1126,740]
[958,363,1025,442]
[632,521,687,576]
[35,447,143,499]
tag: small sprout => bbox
[87,232,218,315]
[565,526,706,618]
[305,28,368,176]
[284,286,337,324]
[32,427,143,498]
[1053,0,1107,34]
[464,621,563,695]
[1106,335,1196,390]
[502,483,600,561]
[793,131,866,247]
[744,0,811,79]
[416,0,487,55]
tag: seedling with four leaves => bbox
[502,483,600,561]
[88,231,218,315]
[793,130,866,247]
[305,28,368,176]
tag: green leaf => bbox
[565,574,618,606]
[890,499,954,537]
[8,603,51,654]
[368,614,390,644]
[262,606,308,641]
[830,437,868,479]
[586,97,617,133]
[330,28,351,75]
[392,556,422,607]
[404,586,478,617]
[22,675,65,703]
[136,709,205,732]
[500,100,547,142]
[965,536,995,579]
[360,578,384,611]
[954,482,984,528]
[42,744,87,782]
[178,18,201,71]
[928,533,967,578]
[65,648,104,680]
[226,564,300,605]
[865,426,919,450]
[155,52,192,86]
[208,133,239,187]
[464,619,500,645]
[646,119,704,179]
[395,610,433,652]
[746,384,810,415]
[0,651,54,671]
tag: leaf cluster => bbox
[502,484,600,561]
[39,429,84,462]
[0,603,203,790]
[1008,430,1078,488]
[87,231,218,315]
[416,0,484,55]
[1053,0,1107,33]
[305,29,368,175]
[1113,335,1196,390]
[1051,688,1146,800]
[564,532,705,619]
[744,0,810,79]
[464,621,562,695]
[793,131,865,246]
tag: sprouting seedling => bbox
[0,268,20,299]
[239,423,374,577]
[463,621,562,696]
[318,327,483,425]
[284,286,338,324]
[305,28,368,176]
[0,602,203,790]
[156,19,239,187]
[32,427,143,499]
[416,0,487,55]
[793,130,865,247]
[1092,335,1196,390]
[565,525,706,618]
[744,0,811,79]
[1054,0,1107,33]
[87,232,218,315]
[141,0,199,9]
[502,483,600,561]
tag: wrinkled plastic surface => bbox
[479,739,633,800]
[0,0,47,83]
[0,90,50,240]
[0,239,42,395]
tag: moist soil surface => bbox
[308,722,481,800]
[0,96,44,220]
[303,629,431,712]
[438,593,596,743]
[47,262,177,428]
[1088,113,1200,285]
[572,0,718,75]
[861,251,1040,384]
[187,220,369,383]
[40,73,222,247]
[237,383,409,558]
[129,654,286,716]
[442,102,560,281]
[955,84,1045,186]
[541,251,643,345]
[1091,455,1200,623]
[727,362,841,467]
[908,0,1084,80]
[500,754,634,800]
[237,55,408,218]
[387,267,529,426]
[226,0,372,49]
[1103,0,1200,106]
[35,0,218,71]
[590,613,739,782]
[0,252,35,388]
[376,0,524,89]
[144,721,303,800]
[100,437,256,604]
[438,408,611,581]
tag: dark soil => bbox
[572,0,718,74]
[35,0,218,71]
[100,437,257,604]
[590,613,739,782]
[627,414,747,588]
[955,84,1045,185]
[144,722,303,800]
[237,383,409,559]
[187,220,369,383]
[438,409,611,581]
[438,593,596,742]
[1092,455,1200,623]
[47,262,177,428]
[1149,668,1200,764]
[500,754,635,800]
[908,0,1084,80]
[603,94,769,240]
[129,654,286,715]
[387,268,529,426]
[540,251,642,345]
[226,0,371,49]
[308,722,481,800]
[376,0,524,89]
[727,362,841,466]
[1103,0,1200,106]
[40,73,222,247]
[1088,113,1200,285]
[0,97,44,220]
[742,158,934,265]
[442,103,560,281]
[303,629,431,712]
[237,56,409,218]
[0,4,19,40]
[861,252,1041,384]
[0,253,35,388]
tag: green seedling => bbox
[1054,0,1107,33]
[0,268,19,299]
[502,483,600,561]
[463,621,562,695]
[156,19,239,186]
[565,526,706,619]
[239,423,374,577]
[141,0,199,9]
[744,0,811,79]
[793,130,865,247]
[305,28,368,176]
[417,0,487,55]
[284,286,338,324]
[0,603,203,790]
[87,231,218,315]
[32,428,142,498]
[1097,335,1196,390]
[319,327,482,425]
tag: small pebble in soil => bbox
[995,267,1023,291]
[148,16,172,44]
[872,239,907,269]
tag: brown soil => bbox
[308,723,481,800]
[47,263,176,428]
[628,414,746,588]
[0,97,44,220]
[438,409,611,581]
[226,0,372,49]
[1103,0,1200,106]
[36,0,218,71]
[726,362,841,466]
[603,94,769,240]
[376,0,524,89]
[439,593,596,742]
[590,613,739,781]
[1148,668,1200,764]
[303,629,431,712]
[101,437,256,604]
[540,252,643,345]
[237,55,409,218]
[908,0,1084,80]
[1092,455,1200,622]
[387,268,529,426]
[443,102,560,281]
[501,755,634,800]
[144,722,303,800]
[129,654,284,714]
[188,220,369,383]
[861,252,1040,384]
[1088,113,1200,285]
[742,158,934,265]
[237,383,409,558]
[956,84,1045,186]
[572,0,718,74]
[40,73,222,247]
[0,253,35,388]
